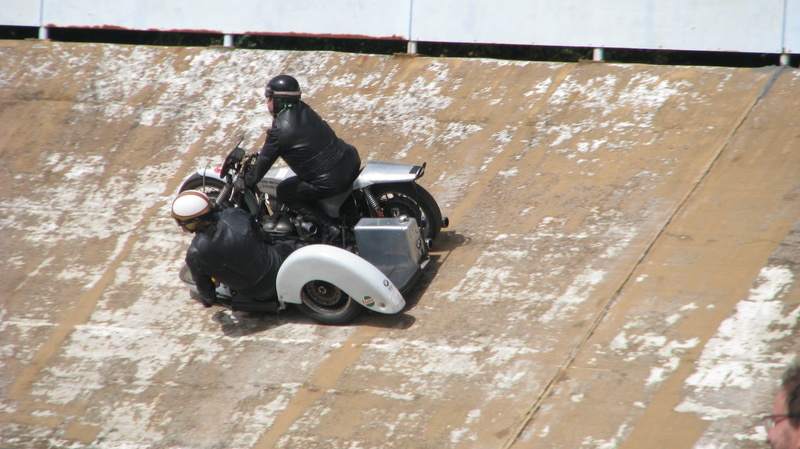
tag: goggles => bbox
[264,87,301,99]
[174,216,205,231]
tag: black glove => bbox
[233,178,247,192]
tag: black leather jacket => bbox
[186,208,296,302]
[245,101,359,190]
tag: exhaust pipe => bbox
[301,221,318,235]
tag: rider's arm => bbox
[244,127,282,188]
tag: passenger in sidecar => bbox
[171,190,299,311]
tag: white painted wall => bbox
[2,0,41,26]
[37,0,413,39]
[2,0,798,54]
[411,0,791,53]
[787,0,800,53]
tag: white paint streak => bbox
[684,266,798,393]
[674,399,744,420]
[539,70,698,162]
[581,421,631,449]
[539,268,606,323]
[676,264,800,448]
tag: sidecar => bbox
[276,216,429,324]
[179,216,429,325]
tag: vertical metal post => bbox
[38,0,47,39]
[407,0,416,54]
[779,53,790,66]
[593,48,604,61]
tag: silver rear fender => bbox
[353,161,424,189]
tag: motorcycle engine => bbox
[263,213,292,233]
[262,212,317,239]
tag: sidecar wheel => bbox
[298,280,361,325]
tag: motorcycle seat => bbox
[317,190,351,218]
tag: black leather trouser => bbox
[277,146,360,223]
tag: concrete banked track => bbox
[1,40,800,448]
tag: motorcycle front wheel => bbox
[179,175,227,203]
[298,280,361,325]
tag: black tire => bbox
[297,280,361,325]
[180,175,227,202]
[370,183,444,245]
[180,175,260,216]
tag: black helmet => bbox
[265,75,301,116]
[265,75,301,100]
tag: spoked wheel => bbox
[180,175,259,216]
[180,176,227,204]
[370,183,445,246]
[298,280,361,325]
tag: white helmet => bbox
[171,191,212,232]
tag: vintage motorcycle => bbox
[177,137,449,325]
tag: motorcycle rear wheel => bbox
[298,280,361,325]
[370,183,444,245]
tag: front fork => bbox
[216,182,233,208]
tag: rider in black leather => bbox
[242,75,361,241]
[173,191,299,308]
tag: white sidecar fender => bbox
[276,244,406,314]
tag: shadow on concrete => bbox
[212,309,294,337]
[401,231,471,311]
[211,301,418,337]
